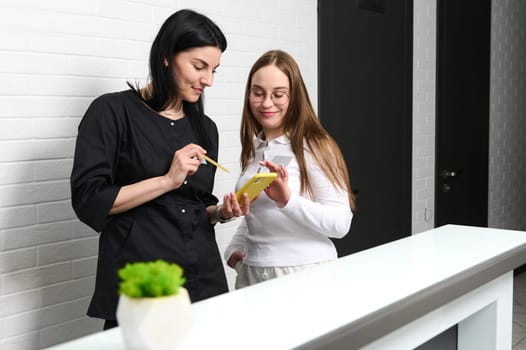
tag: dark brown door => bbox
[435,0,491,227]
[318,0,413,256]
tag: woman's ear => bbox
[163,58,168,67]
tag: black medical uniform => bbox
[70,90,228,321]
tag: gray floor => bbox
[513,269,526,349]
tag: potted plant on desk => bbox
[116,260,192,350]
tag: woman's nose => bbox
[200,71,214,87]
[262,94,274,107]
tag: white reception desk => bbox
[46,225,526,350]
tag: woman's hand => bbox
[110,143,206,215]
[227,251,245,269]
[219,192,251,219]
[260,160,290,208]
[164,143,205,190]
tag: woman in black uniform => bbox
[70,9,246,330]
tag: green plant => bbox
[118,260,186,298]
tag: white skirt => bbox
[234,261,325,289]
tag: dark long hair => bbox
[130,9,227,148]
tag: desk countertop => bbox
[46,225,526,350]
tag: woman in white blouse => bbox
[224,50,356,289]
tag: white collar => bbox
[255,132,291,148]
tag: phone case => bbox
[236,172,278,202]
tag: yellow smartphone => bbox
[236,172,278,202]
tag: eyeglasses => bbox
[249,88,289,106]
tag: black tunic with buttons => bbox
[70,90,228,321]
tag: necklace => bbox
[162,106,183,116]
[160,106,184,120]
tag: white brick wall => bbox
[0,1,317,348]
[412,0,437,234]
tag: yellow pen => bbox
[202,154,230,173]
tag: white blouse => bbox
[224,134,353,267]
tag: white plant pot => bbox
[116,287,192,350]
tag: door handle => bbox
[440,170,458,179]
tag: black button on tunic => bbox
[70,90,228,320]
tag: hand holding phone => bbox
[236,173,277,202]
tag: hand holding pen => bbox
[164,143,207,189]
[164,143,231,190]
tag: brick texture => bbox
[488,0,526,230]
[0,1,317,348]
[412,0,437,233]
[412,0,526,234]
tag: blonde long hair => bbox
[240,50,356,210]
